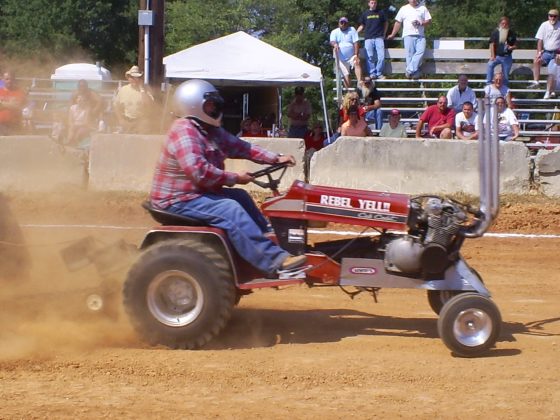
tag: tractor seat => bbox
[142,201,208,226]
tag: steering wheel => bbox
[248,162,289,192]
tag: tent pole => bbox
[320,79,331,139]
[278,87,283,131]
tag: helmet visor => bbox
[203,91,224,119]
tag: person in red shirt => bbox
[303,121,326,151]
[415,95,456,139]
[245,118,267,137]
[0,71,26,135]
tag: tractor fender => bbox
[139,227,239,284]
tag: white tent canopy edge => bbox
[163,31,330,136]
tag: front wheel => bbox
[437,293,501,357]
[123,239,235,349]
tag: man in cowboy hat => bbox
[113,65,154,133]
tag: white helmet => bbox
[173,79,224,127]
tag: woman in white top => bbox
[494,96,519,141]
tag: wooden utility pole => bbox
[138,0,165,89]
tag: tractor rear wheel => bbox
[123,239,235,349]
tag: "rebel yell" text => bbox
[320,195,391,212]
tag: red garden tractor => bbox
[123,104,501,358]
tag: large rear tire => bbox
[123,239,235,349]
[437,293,501,357]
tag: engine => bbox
[384,197,467,275]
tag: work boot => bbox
[280,254,307,270]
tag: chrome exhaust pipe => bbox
[463,97,500,238]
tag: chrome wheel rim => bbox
[453,308,492,347]
[147,270,204,327]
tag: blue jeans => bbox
[365,109,383,130]
[364,37,386,78]
[486,55,512,85]
[168,188,289,274]
[403,35,426,75]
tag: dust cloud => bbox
[0,192,145,361]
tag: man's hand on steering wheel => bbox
[277,154,296,166]
[236,170,255,185]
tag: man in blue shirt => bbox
[330,17,363,88]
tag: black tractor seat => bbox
[142,201,208,226]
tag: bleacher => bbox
[335,38,560,146]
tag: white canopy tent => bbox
[163,31,330,136]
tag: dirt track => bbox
[1,192,559,419]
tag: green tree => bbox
[0,0,137,67]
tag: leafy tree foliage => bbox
[0,0,138,68]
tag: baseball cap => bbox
[339,17,348,23]
[549,9,559,16]
[390,109,401,116]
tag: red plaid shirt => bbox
[151,118,279,209]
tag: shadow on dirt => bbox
[205,307,436,350]
[206,308,560,354]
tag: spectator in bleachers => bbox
[454,101,479,140]
[529,9,560,89]
[486,16,517,86]
[387,0,432,80]
[379,108,407,138]
[340,92,366,123]
[493,96,519,141]
[359,76,383,129]
[544,55,560,98]
[0,71,26,135]
[287,86,312,138]
[484,72,512,107]
[330,17,362,88]
[446,74,477,113]
[340,105,373,137]
[415,95,455,139]
[357,0,388,81]
[325,92,366,146]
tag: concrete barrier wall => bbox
[535,147,560,197]
[1,135,555,196]
[309,137,532,195]
[88,134,164,192]
[0,136,85,191]
[87,135,305,193]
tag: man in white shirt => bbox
[455,101,479,140]
[529,9,560,89]
[446,74,477,113]
[330,17,362,88]
[379,108,407,138]
[387,0,432,79]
